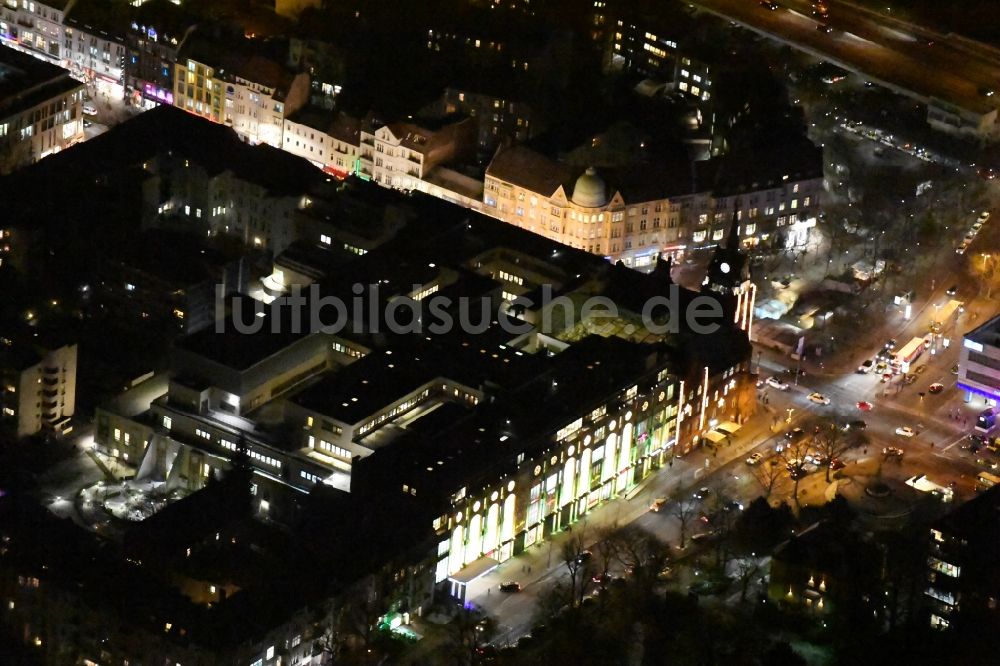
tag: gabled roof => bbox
[486,145,575,196]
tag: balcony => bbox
[43,366,59,375]
[42,376,58,387]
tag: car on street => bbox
[965,435,987,452]
[979,211,991,224]
[928,383,944,394]
[690,531,717,543]
[746,452,764,466]
[83,103,97,116]
[895,426,916,437]
[692,487,712,501]
[766,376,790,390]
[857,359,874,374]
[829,458,846,470]
[592,572,614,586]
[759,0,779,9]
[844,419,867,431]
[785,427,805,442]
[883,446,904,457]
[957,241,969,255]
[499,581,522,593]
[816,23,833,33]
[856,401,873,411]
[649,497,667,512]
[808,392,831,405]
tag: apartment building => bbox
[608,4,717,103]
[0,337,77,438]
[0,43,83,174]
[282,107,362,177]
[63,1,128,97]
[173,36,310,147]
[0,0,71,66]
[124,0,197,109]
[435,85,538,159]
[359,116,474,191]
[140,135,326,255]
[483,142,823,268]
[483,145,697,267]
[925,486,1000,630]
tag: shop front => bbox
[137,82,174,110]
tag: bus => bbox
[930,299,963,333]
[892,337,925,372]
[977,471,1000,490]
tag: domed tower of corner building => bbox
[703,210,756,337]
[571,166,609,208]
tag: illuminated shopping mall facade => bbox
[94,203,756,600]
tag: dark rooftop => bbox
[965,314,1000,348]
[0,45,82,121]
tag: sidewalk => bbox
[468,407,785,629]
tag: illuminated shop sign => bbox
[143,83,174,105]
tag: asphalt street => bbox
[690,0,1000,115]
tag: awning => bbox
[704,430,727,443]
[448,556,499,585]
[716,421,742,435]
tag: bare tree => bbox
[735,555,765,603]
[613,529,669,586]
[774,434,814,512]
[534,580,570,625]
[750,457,786,499]
[560,532,594,608]
[445,606,494,666]
[811,418,867,482]
[968,252,1000,300]
[594,524,620,588]
[668,488,698,549]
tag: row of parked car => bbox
[957,211,991,255]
